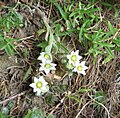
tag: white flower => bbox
[38,52,52,62]
[67,50,82,65]
[29,76,49,96]
[73,61,88,75]
[39,62,57,74]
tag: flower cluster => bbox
[66,50,88,75]
[29,52,57,96]
[29,50,88,96]
[38,52,57,74]
[29,76,49,96]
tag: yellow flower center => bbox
[77,65,83,71]
[71,55,77,62]
[45,64,52,69]
[44,54,50,60]
[36,82,42,88]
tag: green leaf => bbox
[54,24,61,35]
[45,94,58,105]
[69,10,78,18]
[37,42,48,48]
[47,115,56,118]
[94,91,105,103]
[45,44,52,53]
[15,11,23,23]
[68,2,74,11]
[103,55,114,64]
[24,109,32,118]
[49,33,55,44]
[53,43,58,53]
[107,21,116,34]
[114,6,119,18]
[2,10,24,32]
[68,95,80,103]
[84,33,90,40]
[0,111,9,118]
[97,42,115,47]
[0,37,17,56]
[57,42,69,53]
[24,108,45,118]
[78,20,89,42]
[79,88,92,93]
[55,3,68,20]
[79,27,83,42]
[37,29,46,35]
[23,66,32,81]
[0,40,6,49]
[23,48,29,58]
[113,38,120,47]
[115,47,120,51]
[100,2,112,7]
[108,21,113,31]
[92,91,106,112]
[105,47,114,57]
[66,20,71,30]
[5,45,15,56]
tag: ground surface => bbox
[0,0,120,118]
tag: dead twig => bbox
[49,91,71,115]
[19,35,34,41]
[0,91,26,105]
[75,95,110,118]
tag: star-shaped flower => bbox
[38,52,52,62]
[67,50,82,65]
[39,62,57,74]
[73,61,88,75]
[29,76,49,96]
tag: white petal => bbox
[36,88,42,93]
[51,66,56,71]
[38,52,52,62]
[40,52,45,55]
[40,61,48,66]
[75,50,79,55]
[41,86,49,93]
[73,64,87,75]
[78,55,82,60]
[33,88,38,92]
[39,77,48,86]
[44,69,50,74]
[71,51,74,55]
[37,56,42,60]
[72,68,77,72]
[39,66,44,71]
[80,61,88,70]
[83,66,88,70]
[81,61,86,65]
[34,77,39,83]
[29,83,36,88]
[68,60,72,64]
[67,55,71,59]
[52,63,57,66]
[43,82,48,86]
[80,70,86,75]
[36,91,42,96]
[41,86,47,91]
[38,76,44,81]
[40,63,43,66]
